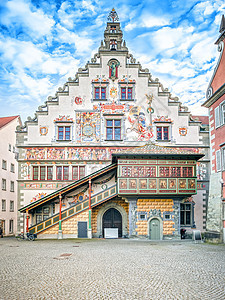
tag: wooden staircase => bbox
[28,184,118,235]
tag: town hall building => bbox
[17,9,210,239]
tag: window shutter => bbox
[215,107,220,128]
[216,150,221,172]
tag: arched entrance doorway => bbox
[149,218,160,240]
[102,208,122,237]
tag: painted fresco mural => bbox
[76,112,101,143]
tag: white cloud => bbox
[55,24,94,56]
[1,0,55,38]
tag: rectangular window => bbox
[157,127,169,141]
[223,148,225,170]
[2,160,7,170]
[72,166,79,181]
[36,215,42,224]
[157,127,162,140]
[101,87,106,99]
[95,87,100,99]
[40,166,45,180]
[47,166,53,180]
[106,119,121,140]
[10,181,14,192]
[120,87,133,100]
[121,88,126,99]
[63,166,69,180]
[216,150,221,172]
[10,201,14,212]
[58,126,71,141]
[56,166,62,180]
[72,166,85,180]
[65,127,70,140]
[9,220,13,233]
[128,88,132,99]
[10,163,15,173]
[180,203,191,226]
[94,87,106,100]
[2,179,6,191]
[215,106,220,128]
[221,103,225,125]
[58,126,64,140]
[2,199,6,211]
[33,166,39,180]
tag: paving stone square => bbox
[0,238,225,300]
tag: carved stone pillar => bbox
[173,200,180,238]
[128,198,137,237]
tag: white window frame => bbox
[215,106,220,128]
[2,160,7,170]
[105,116,123,141]
[10,200,14,212]
[2,199,6,211]
[10,163,15,173]
[216,150,221,172]
[2,179,6,191]
[10,181,14,192]
[221,101,225,126]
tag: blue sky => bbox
[0,0,224,123]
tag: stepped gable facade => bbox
[203,15,225,243]
[17,9,209,239]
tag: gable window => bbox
[94,87,106,100]
[58,126,71,141]
[106,119,121,140]
[2,160,6,170]
[180,203,192,226]
[157,126,169,140]
[120,87,133,100]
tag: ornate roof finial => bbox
[108,8,119,23]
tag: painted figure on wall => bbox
[109,60,120,79]
[127,106,153,141]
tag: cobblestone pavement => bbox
[0,238,225,300]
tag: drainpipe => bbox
[58,193,63,239]
[88,178,92,238]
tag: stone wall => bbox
[136,199,175,236]
[39,210,89,238]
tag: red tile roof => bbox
[0,116,19,129]
[192,115,209,125]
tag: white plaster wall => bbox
[0,117,20,235]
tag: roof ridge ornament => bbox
[108,8,119,23]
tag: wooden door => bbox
[150,218,160,240]
[102,208,122,237]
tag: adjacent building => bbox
[17,9,210,239]
[203,15,225,242]
[0,116,21,236]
